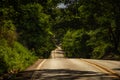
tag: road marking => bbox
[80,59,120,79]
[36,59,46,69]
[31,59,47,80]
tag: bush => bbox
[91,43,112,59]
[0,40,37,74]
[62,29,90,58]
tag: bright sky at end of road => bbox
[57,3,67,9]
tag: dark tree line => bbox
[50,0,120,59]
[0,0,57,75]
[59,0,120,59]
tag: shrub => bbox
[62,29,90,58]
[0,40,37,74]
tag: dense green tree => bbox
[0,4,38,74]
[60,0,120,58]
[16,3,55,57]
[62,29,90,58]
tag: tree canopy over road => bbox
[0,0,120,76]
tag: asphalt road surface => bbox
[13,48,120,80]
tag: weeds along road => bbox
[12,48,120,80]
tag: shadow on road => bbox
[6,69,119,80]
[113,68,120,70]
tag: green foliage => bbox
[0,40,37,74]
[0,7,17,45]
[0,2,56,76]
[62,29,90,58]
[91,43,112,59]
[0,20,16,45]
[86,28,112,59]
[55,0,120,59]
[16,3,55,57]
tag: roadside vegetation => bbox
[0,0,55,76]
[60,0,120,60]
[0,0,120,77]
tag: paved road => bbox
[13,48,120,80]
[33,48,120,80]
